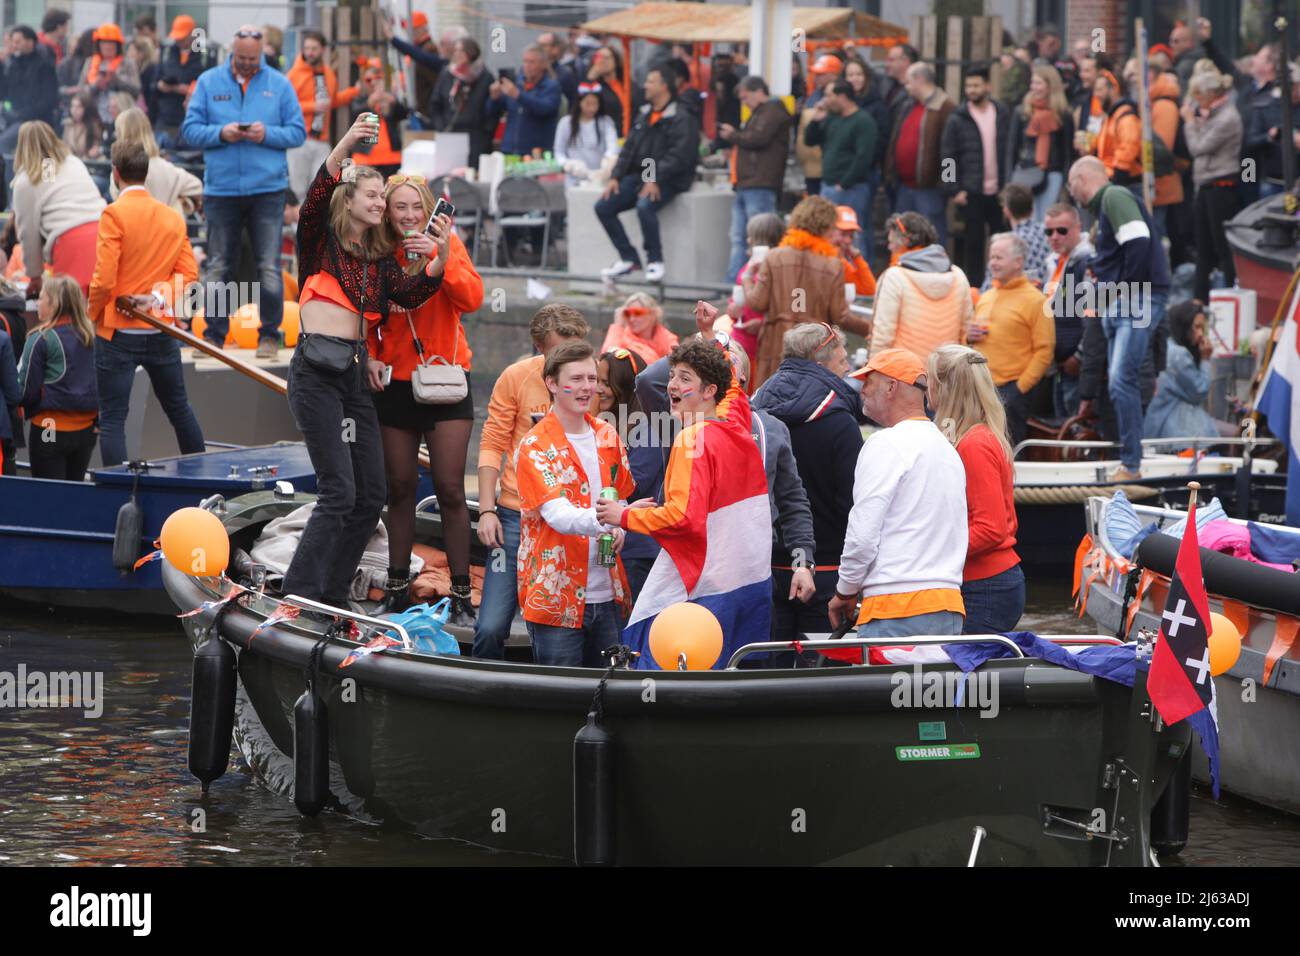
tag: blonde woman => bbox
[1183,66,1242,302]
[10,121,106,298]
[1007,64,1074,220]
[281,116,446,605]
[109,108,203,214]
[927,344,1024,634]
[600,291,679,365]
[16,275,99,480]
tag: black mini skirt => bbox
[372,374,475,431]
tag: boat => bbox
[1014,436,1286,576]
[1225,193,1300,327]
[163,489,1192,866]
[1078,494,1300,815]
[0,444,319,615]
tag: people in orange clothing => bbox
[473,304,591,659]
[871,212,971,361]
[79,23,141,125]
[369,174,482,622]
[831,205,876,298]
[350,63,408,177]
[1091,69,1142,187]
[516,339,636,666]
[16,276,99,481]
[1147,65,1188,237]
[87,140,204,468]
[286,29,361,202]
[600,292,679,365]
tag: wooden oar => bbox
[116,298,433,469]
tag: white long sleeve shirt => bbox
[538,428,614,603]
[836,419,968,599]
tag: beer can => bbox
[362,112,380,146]
[597,486,619,567]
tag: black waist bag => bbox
[299,332,361,374]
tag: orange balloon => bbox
[231,303,260,349]
[1208,612,1242,677]
[649,602,724,670]
[160,507,230,577]
[280,299,300,347]
[283,269,299,303]
[190,310,206,341]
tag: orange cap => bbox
[849,347,927,385]
[411,11,429,28]
[93,23,125,45]
[810,54,843,75]
[170,15,196,41]
[834,205,861,232]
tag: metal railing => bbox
[725,632,1123,669]
[1013,435,1279,462]
[282,593,413,650]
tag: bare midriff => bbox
[299,271,383,339]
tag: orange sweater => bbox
[287,55,359,143]
[1093,103,1142,180]
[87,188,198,340]
[600,320,679,366]
[369,232,481,378]
[1149,73,1185,207]
[973,275,1054,393]
[957,424,1019,582]
[843,253,877,297]
[477,354,553,512]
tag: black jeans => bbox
[1193,183,1240,303]
[997,380,1030,449]
[593,173,681,265]
[959,192,1004,287]
[281,347,387,604]
[28,423,97,481]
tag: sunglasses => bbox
[235,29,263,39]
[386,173,427,186]
[1045,226,1072,236]
[610,348,644,373]
[814,322,838,353]
[622,305,652,317]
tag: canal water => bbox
[2,579,1299,866]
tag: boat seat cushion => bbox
[1105,490,1159,559]
[1161,496,1227,540]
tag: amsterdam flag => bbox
[1147,495,1222,796]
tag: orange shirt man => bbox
[88,140,204,467]
[832,205,877,296]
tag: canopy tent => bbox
[581,2,909,46]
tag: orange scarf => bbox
[86,54,123,83]
[779,228,838,259]
[1025,98,1062,170]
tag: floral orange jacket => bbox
[515,410,636,628]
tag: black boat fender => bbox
[293,631,335,817]
[188,601,239,793]
[329,680,374,800]
[574,648,632,866]
[1150,751,1191,856]
[1137,532,1300,618]
[112,498,144,574]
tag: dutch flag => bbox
[1258,281,1300,526]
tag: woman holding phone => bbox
[282,115,445,607]
[369,174,482,617]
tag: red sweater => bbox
[894,103,924,188]
[957,424,1020,582]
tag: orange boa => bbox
[86,54,123,83]
[779,228,838,259]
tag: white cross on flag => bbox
[1149,497,1216,725]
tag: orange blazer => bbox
[88,187,199,340]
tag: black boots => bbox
[380,573,412,614]
[448,581,476,628]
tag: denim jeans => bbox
[203,190,286,346]
[856,609,963,640]
[527,600,622,668]
[94,332,205,467]
[622,555,656,607]
[281,348,387,604]
[1032,171,1065,222]
[1102,290,1167,471]
[727,187,778,282]
[1054,371,1081,420]
[1259,180,1285,200]
[996,380,1030,449]
[894,184,948,246]
[821,181,873,261]
[961,564,1025,634]
[471,505,522,659]
[594,173,680,265]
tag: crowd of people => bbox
[0,12,1273,666]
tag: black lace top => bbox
[297,162,443,317]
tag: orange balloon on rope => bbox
[280,300,300,347]
[231,303,261,349]
[648,602,724,670]
[160,507,230,577]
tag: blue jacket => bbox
[489,74,562,156]
[1144,343,1219,443]
[753,357,865,567]
[182,59,306,197]
[0,330,18,442]
[17,321,98,422]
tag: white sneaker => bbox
[645,261,665,282]
[600,259,638,278]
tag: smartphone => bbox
[426,198,455,233]
[237,123,251,131]
[498,68,516,83]
[381,365,393,386]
